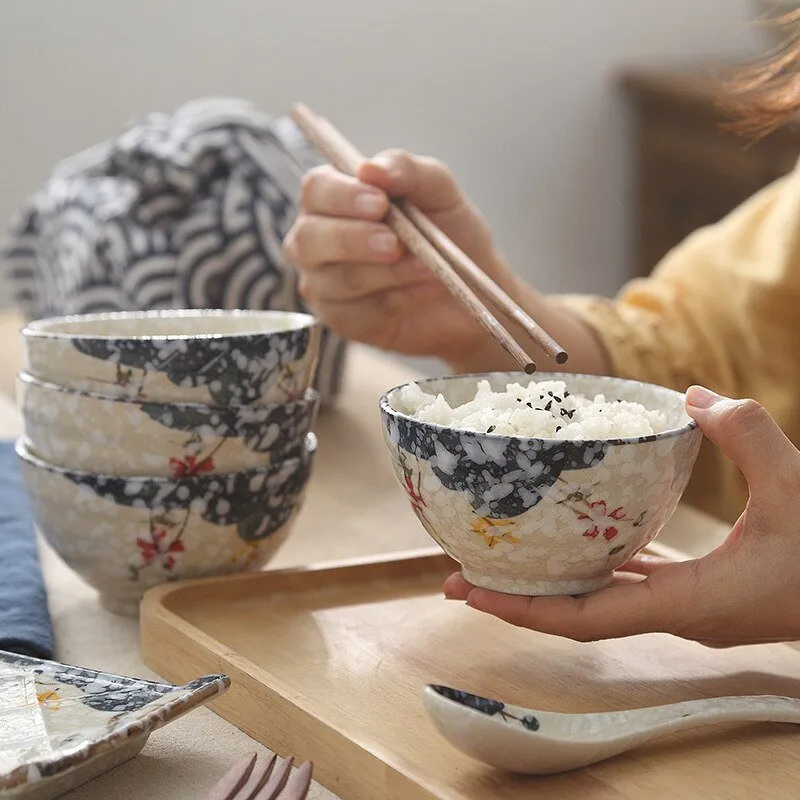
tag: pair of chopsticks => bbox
[289,104,567,374]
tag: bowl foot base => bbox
[460,568,613,597]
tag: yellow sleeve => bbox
[557,159,800,523]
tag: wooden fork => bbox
[203,751,313,800]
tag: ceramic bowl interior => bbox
[21,309,322,407]
[380,373,701,596]
[22,308,317,339]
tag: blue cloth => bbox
[0,440,54,659]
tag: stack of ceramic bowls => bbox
[15,309,321,615]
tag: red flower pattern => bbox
[169,455,215,478]
[136,526,186,571]
[578,500,625,541]
[398,454,432,528]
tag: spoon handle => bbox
[615,695,800,738]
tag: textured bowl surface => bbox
[380,373,702,595]
[0,651,228,799]
[16,434,316,614]
[22,309,320,406]
[18,371,318,476]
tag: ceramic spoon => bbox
[422,684,800,774]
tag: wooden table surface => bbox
[0,315,739,799]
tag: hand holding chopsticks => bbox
[289,104,567,373]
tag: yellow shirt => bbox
[558,159,800,524]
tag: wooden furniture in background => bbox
[621,67,800,277]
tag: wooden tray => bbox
[141,546,800,800]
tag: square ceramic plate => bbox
[0,650,228,799]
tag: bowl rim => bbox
[16,370,320,412]
[379,371,699,446]
[21,309,318,342]
[15,432,317,482]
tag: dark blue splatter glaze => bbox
[62,441,314,541]
[72,326,312,405]
[430,685,541,731]
[387,415,607,519]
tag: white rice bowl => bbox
[380,372,701,596]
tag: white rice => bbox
[395,379,668,439]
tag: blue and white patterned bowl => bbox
[380,373,702,596]
[18,371,319,477]
[21,309,321,407]
[16,434,316,615]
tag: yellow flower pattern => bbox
[470,516,519,548]
[36,688,62,710]
[228,541,263,570]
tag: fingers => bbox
[465,580,669,641]
[357,150,465,214]
[443,572,473,600]
[615,553,675,576]
[685,386,800,494]
[299,165,389,220]
[299,258,434,304]
[298,152,465,221]
[284,215,401,268]
[444,560,694,642]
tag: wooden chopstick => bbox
[290,104,554,374]
[396,200,568,364]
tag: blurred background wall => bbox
[0,0,766,297]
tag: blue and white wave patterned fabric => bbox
[0,98,347,402]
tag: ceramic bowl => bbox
[21,309,321,406]
[380,373,702,596]
[16,434,316,615]
[18,371,319,477]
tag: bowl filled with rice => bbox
[379,373,702,596]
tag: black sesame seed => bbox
[556,425,562,432]
[554,396,562,402]
[486,425,496,434]
[526,402,533,408]
[545,400,553,412]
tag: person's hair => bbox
[723,9,800,138]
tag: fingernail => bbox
[369,231,398,254]
[686,385,723,409]
[354,192,385,216]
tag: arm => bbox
[552,166,800,402]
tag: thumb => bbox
[685,386,800,493]
[356,149,464,213]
